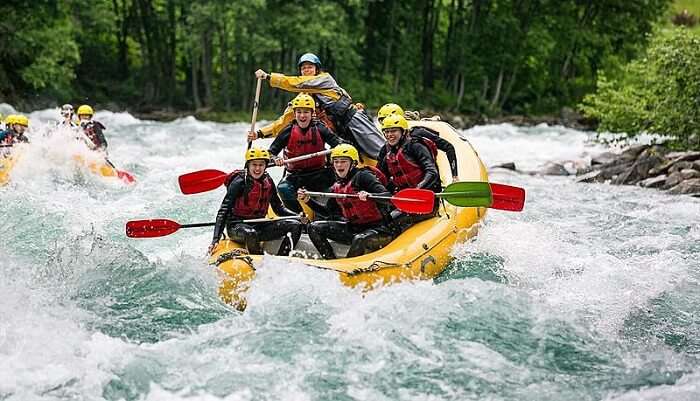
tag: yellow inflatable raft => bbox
[209,120,489,309]
[0,156,16,186]
[73,155,136,184]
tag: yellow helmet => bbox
[291,93,315,110]
[4,114,15,125]
[377,103,404,121]
[77,104,94,116]
[381,114,408,131]
[330,144,359,163]
[245,147,271,162]
[14,115,29,127]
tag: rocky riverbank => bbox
[494,145,700,197]
[575,145,700,196]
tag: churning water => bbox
[1,108,698,400]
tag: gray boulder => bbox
[664,151,700,162]
[667,178,700,195]
[612,146,667,185]
[669,161,696,174]
[639,175,667,188]
[538,162,570,176]
[680,168,700,180]
[591,152,618,165]
[575,170,604,183]
[491,162,517,171]
[620,145,650,162]
[662,171,684,190]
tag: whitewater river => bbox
[1,108,698,400]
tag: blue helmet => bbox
[298,53,322,69]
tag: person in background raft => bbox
[209,147,304,256]
[0,115,30,146]
[77,105,108,151]
[377,113,441,229]
[377,103,459,183]
[248,52,385,160]
[268,93,344,213]
[59,104,78,128]
[297,144,396,259]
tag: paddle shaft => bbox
[183,216,299,229]
[248,78,263,149]
[271,149,332,167]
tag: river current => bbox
[1,108,698,400]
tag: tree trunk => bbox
[111,0,129,79]
[455,73,465,111]
[220,23,231,110]
[191,50,201,110]
[202,28,214,108]
[490,68,504,109]
[421,0,437,91]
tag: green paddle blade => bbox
[436,182,492,207]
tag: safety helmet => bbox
[381,114,408,132]
[61,104,74,117]
[14,115,29,127]
[77,104,94,116]
[330,144,360,163]
[291,93,315,110]
[4,114,15,125]
[297,53,322,69]
[245,147,271,162]
[377,103,404,122]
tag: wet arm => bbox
[410,143,439,190]
[413,128,457,177]
[268,126,293,156]
[212,178,244,244]
[269,73,338,96]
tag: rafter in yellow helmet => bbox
[330,144,359,163]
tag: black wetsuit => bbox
[410,127,458,178]
[212,172,303,256]
[268,121,344,212]
[305,168,396,259]
[377,135,442,229]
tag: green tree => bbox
[581,28,700,150]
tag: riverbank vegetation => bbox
[0,0,671,119]
[580,4,700,150]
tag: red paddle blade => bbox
[117,170,136,184]
[392,188,435,214]
[489,183,525,212]
[178,169,227,194]
[126,219,181,238]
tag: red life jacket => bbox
[385,136,437,189]
[228,170,274,219]
[284,123,327,172]
[331,171,384,225]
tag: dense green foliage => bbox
[581,28,700,149]
[1,0,671,116]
